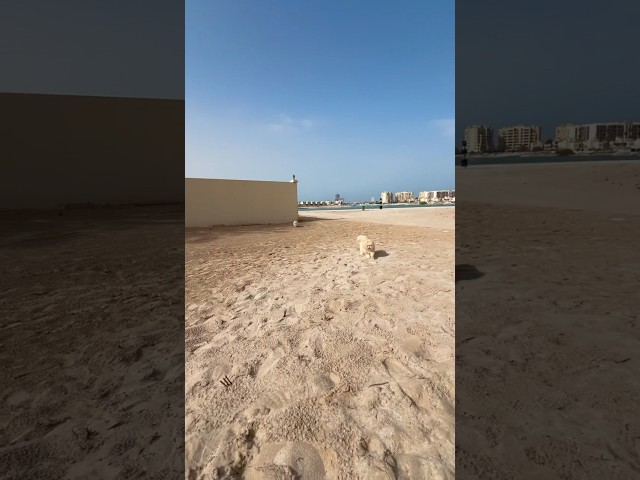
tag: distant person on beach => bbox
[461,141,468,168]
[362,205,365,211]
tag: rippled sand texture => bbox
[185,208,454,479]
[1,206,184,479]
[456,161,640,479]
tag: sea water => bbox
[455,152,640,167]
[298,203,453,212]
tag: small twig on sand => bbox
[459,336,476,345]
[368,382,389,388]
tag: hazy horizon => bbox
[186,1,454,201]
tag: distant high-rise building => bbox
[498,125,541,152]
[464,125,494,153]
[555,124,576,143]
[575,122,626,143]
[556,122,640,151]
[381,191,393,204]
[395,191,414,203]
[418,190,454,203]
[626,122,640,140]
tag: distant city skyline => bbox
[186,1,454,201]
[299,188,454,204]
[298,185,454,204]
[456,0,640,151]
[462,120,640,154]
[295,182,454,203]
[461,120,640,147]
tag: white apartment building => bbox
[577,122,633,144]
[381,191,393,204]
[464,125,494,153]
[498,125,541,152]
[395,191,414,203]
[555,122,640,150]
[555,124,577,144]
[433,190,452,201]
[419,190,454,203]
[627,122,640,140]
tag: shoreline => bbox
[458,158,640,168]
[300,206,454,229]
[456,151,640,158]
[298,203,453,210]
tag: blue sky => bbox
[186,1,454,202]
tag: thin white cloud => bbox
[267,122,295,133]
[430,118,455,137]
[265,114,314,133]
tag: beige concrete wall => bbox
[185,178,298,227]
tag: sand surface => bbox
[185,208,454,479]
[0,206,184,479]
[304,206,454,229]
[456,160,640,478]
[457,159,640,214]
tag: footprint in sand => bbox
[307,372,340,397]
[327,298,358,314]
[382,357,430,409]
[387,357,453,416]
[394,453,454,479]
[245,389,293,418]
[398,336,427,359]
[256,347,286,379]
[296,331,325,360]
[185,427,235,473]
[246,442,330,480]
[187,363,233,393]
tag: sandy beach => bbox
[185,207,454,478]
[1,206,185,479]
[456,160,640,478]
[303,206,454,229]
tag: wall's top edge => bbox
[186,178,296,185]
